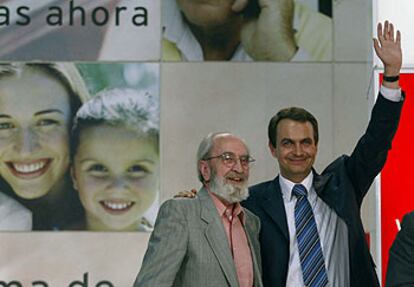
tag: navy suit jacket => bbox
[243,93,404,287]
[386,211,414,287]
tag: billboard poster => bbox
[0,62,159,285]
[0,0,160,61]
[162,0,332,61]
[0,63,160,232]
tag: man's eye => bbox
[302,140,312,146]
[239,156,249,165]
[222,154,236,163]
[0,122,14,130]
[223,154,233,160]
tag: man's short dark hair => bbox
[268,107,319,148]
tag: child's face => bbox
[72,124,158,231]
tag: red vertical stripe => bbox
[380,73,414,284]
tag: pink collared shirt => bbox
[209,191,254,287]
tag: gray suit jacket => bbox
[134,188,263,287]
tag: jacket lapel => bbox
[199,189,239,287]
[313,170,345,219]
[260,177,289,241]
[313,170,332,197]
[244,215,263,287]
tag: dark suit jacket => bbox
[386,211,414,287]
[243,93,404,287]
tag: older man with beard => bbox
[134,132,263,287]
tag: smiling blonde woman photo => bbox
[0,63,89,230]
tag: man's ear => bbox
[268,141,278,158]
[199,160,211,182]
[70,166,79,191]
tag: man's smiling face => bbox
[199,134,250,203]
[270,119,318,183]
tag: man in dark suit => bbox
[386,211,414,287]
[243,21,404,287]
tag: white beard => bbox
[209,174,249,204]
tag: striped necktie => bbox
[293,184,328,287]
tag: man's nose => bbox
[232,157,246,173]
[293,143,304,156]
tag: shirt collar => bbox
[279,171,314,202]
[208,191,245,224]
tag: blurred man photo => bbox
[163,0,332,61]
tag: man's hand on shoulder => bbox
[174,189,198,199]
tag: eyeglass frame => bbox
[202,152,256,169]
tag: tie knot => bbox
[292,184,307,197]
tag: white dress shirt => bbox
[279,172,349,287]
[380,84,402,102]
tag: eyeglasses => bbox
[203,152,255,168]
